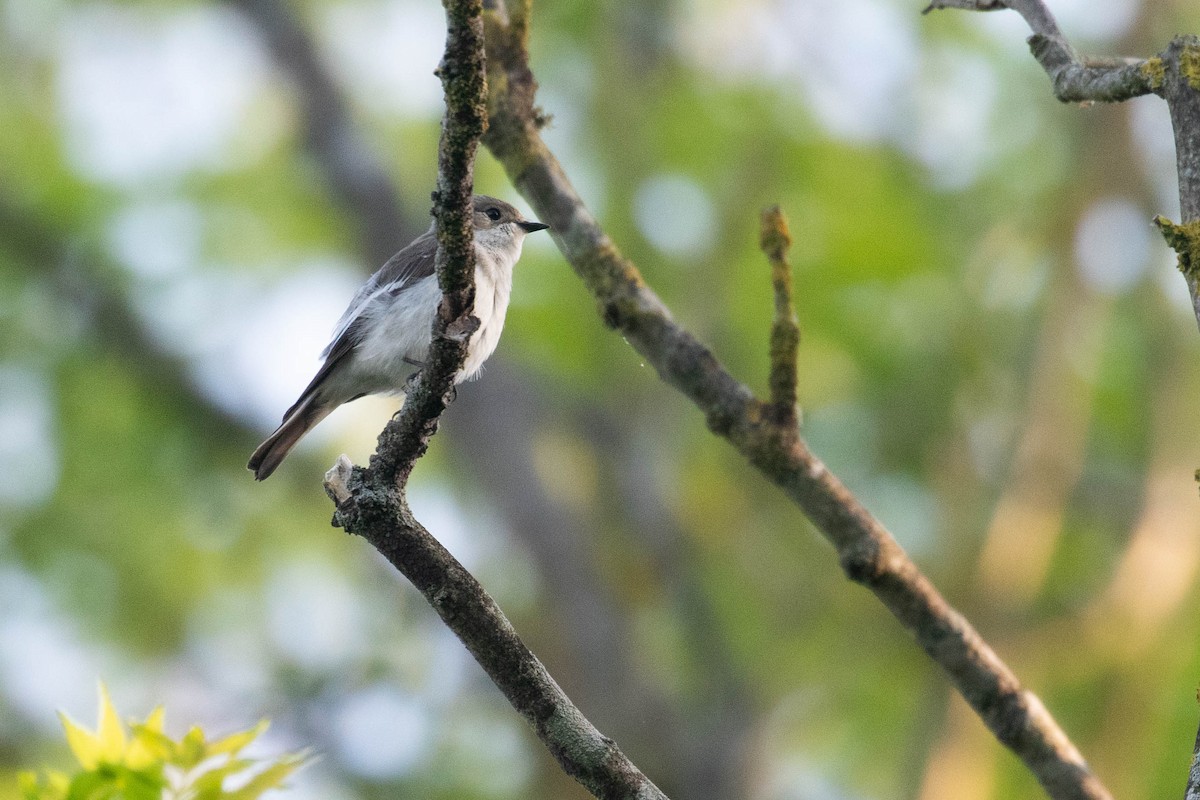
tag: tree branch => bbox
[924,3,1200,333]
[324,458,669,800]
[921,0,1060,38]
[317,2,668,798]
[348,0,490,490]
[482,6,1110,800]
[760,206,800,426]
[923,0,1155,103]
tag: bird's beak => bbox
[517,221,550,233]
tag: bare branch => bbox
[923,0,1061,38]
[483,8,1111,800]
[1028,35,1156,103]
[924,7,1200,329]
[923,0,1156,103]
[1186,696,1200,800]
[759,206,800,424]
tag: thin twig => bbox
[759,206,800,424]
[482,7,1111,800]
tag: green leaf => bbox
[221,752,312,800]
[64,769,115,800]
[175,726,208,769]
[126,721,174,768]
[57,712,102,771]
[207,720,270,758]
[18,771,51,800]
[95,684,128,765]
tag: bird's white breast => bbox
[343,236,520,397]
[460,237,519,379]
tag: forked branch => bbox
[926,0,1200,332]
[483,2,1111,798]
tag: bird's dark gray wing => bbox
[279,229,439,421]
[321,227,438,358]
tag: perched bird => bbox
[248,195,549,480]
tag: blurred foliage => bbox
[19,684,308,800]
[2,0,1200,799]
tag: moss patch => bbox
[1154,215,1200,281]
[1140,57,1165,91]
[1181,45,1200,90]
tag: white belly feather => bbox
[328,241,518,402]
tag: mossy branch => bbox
[759,206,800,425]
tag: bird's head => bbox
[471,195,549,255]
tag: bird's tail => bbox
[248,396,334,480]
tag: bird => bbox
[248,195,549,480]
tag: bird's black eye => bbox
[485,207,502,221]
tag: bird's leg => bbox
[444,314,481,341]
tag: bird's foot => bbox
[445,314,481,341]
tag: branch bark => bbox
[324,457,668,800]
[923,0,1155,102]
[482,5,1110,799]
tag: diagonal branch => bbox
[323,456,669,800]
[482,5,1110,800]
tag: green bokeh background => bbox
[2,1,1199,798]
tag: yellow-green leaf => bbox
[95,683,128,764]
[18,771,42,800]
[46,771,70,794]
[207,721,269,758]
[57,712,102,770]
[127,721,174,768]
[176,725,207,769]
[139,706,165,735]
[221,753,310,800]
